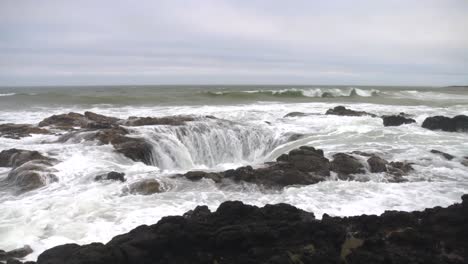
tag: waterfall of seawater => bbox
[130,119,285,169]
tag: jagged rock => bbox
[331,153,365,177]
[387,161,414,178]
[35,195,468,264]
[0,149,56,168]
[180,171,222,183]
[58,126,153,165]
[0,124,50,139]
[422,115,468,132]
[283,112,307,118]
[38,112,87,129]
[111,136,154,165]
[123,115,195,126]
[83,112,120,129]
[367,155,388,173]
[126,179,162,195]
[430,149,455,160]
[95,171,126,182]
[325,106,377,117]
[382,115,416,126]
[0,245,33,261]
[2,160,58,193]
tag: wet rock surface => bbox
[430,149,455,160]
[331,153,365,177]
[122,115,195,126]
[326,106,377,117]
[422,115,468,132]
[367,155,388,173]
[0,245,33,263]
[94,171,126,182]
[0,124,50,139]
[0,149,55,168]
[41,112,202,165]
[2,160,58,193]
[382,114,416,126]
[0,149,58,193]
[177,146,413,188]
[283,112,308,118]
[125,179,163,195]
[31,195,468,264]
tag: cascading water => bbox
[129,118,285,169]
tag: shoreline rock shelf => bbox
[176,146,414,188]
[20,194,467,264]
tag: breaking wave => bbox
[205,87,379,99]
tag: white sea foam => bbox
[0,93,15,97]
[0,101,467,261]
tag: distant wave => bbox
[205,88,380,99]
[0,93,16,97]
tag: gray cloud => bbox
[0,0,467,86]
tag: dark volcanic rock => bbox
[94,171,126,182]
[38,112,87,129]
[35,195,468,264]
[180,171,223,183]
[422,115,468,132]
[111,136,154,165]
[430,149,455,160]
[178,146,330,188]
[2,160,58,193]
[386,161,414,179]
[0,149,58,193]
[126,179,162,195]
[331,153,365,177]
[123,115,195,126]
[0,149,55,168]
[367,155,388,173]
[83,112,120,129]
[326,106,377,117]
[0,124,50,139]
[0,245,33,263]
[382,115,416,127]
[283,112,307,118]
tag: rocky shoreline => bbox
[2,194,467,264]
[1,106,467,263]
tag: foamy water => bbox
[0,86,467,261]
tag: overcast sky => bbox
[0,0,467,86]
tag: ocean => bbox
[1,85,467,260]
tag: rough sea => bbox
[1,85,467,260]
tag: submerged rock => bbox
[325,106,377,117]
[126,179,163,195]
[94,171,126,182]
[2,160,58,193]
[283,112,307,118]
[430,149,455,160]
[422,115,468,132]
[0,124,50,139]
[382,115,416,126]
[180,171,223,183]
[34,195,468,264]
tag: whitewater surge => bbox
[0,86,467,261]
[206,87,379,98]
